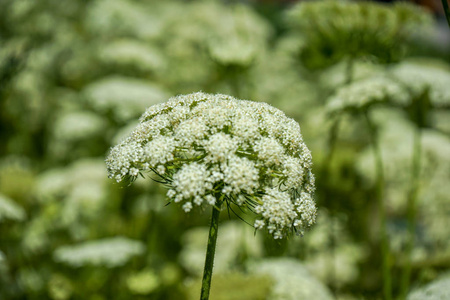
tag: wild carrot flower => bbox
[106,92,316,239]
[287,0,432,69]
[391,61,450,109]
[326,75,408,114]
[54,237,145,268]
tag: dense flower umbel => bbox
[106,92,316,238]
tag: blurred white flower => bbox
[391,60,450,108]
[407,273,450,300]
[0,193,26,222]
[83,76,170,122]
[98,39,166,73]
[248,258,334,300]
[418,131,450,253]
[327,75,409,113]
[53,237,145,268]
[53,111,107,141]
[36,159,109,203]
[208,36,257,67]
[84,0,165,40]
[320,60,384,91]
[156,1,272,90]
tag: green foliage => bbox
[184,272,273,300]
[0,0,449,299]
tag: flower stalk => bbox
[399,127,421,299]
[200,199,223,300]
[400,90,428,299]
[442,0,450,28]
[364,111,392,300]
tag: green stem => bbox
[326,117,341,167]
[321,56,352,295]
[319,57,352,296]
[442,0,450,28]
[200,199,223,300]
[400,126,422,299]
[323,116,341,297]
[345,56,354,85]
[364,111,392,300]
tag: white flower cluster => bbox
[249,258,334,300]
[391,61,450,108]
[407,274,450,300]
[53,111,107,141]
[53,237,145,268]
[0,193,26,223]
[326,75,409,114]
[98,39,166,73]
[106,92,316,238]
[84,76,170,122]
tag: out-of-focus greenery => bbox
[0,0,449,299]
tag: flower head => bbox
[287,1,432,69]
[391,61,450,109]
[106,92,316,238]
[326,75,409,114]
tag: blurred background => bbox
[0,0,449,299]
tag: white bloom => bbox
[167,189,176,198]
[231,112,261,142]
[236,195,246,206]
[0,193,26,222]
[132,114,171,143]
[182,202,193,213]
[156,165,165,174]
[222,156,259,195]
[391,61,450,108]
[129,168,139,176]
[204,132,238,163]
[106,92,316,238]
[407,274,450,300]
[254,188,299,239]
[249,258,334,300]
[193,196,203,206]
[255,137,285,165]
[172,163,211,200]
[83,75,169,122]
[205,194,216,206]
[142,136,176,167]
[53,111,106,141]
[326,75,409,113]
[53,237,145,268]
[174,117,208,146]
[295,192,317,227]
[254,219,265,229]
[282,156,304,189]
